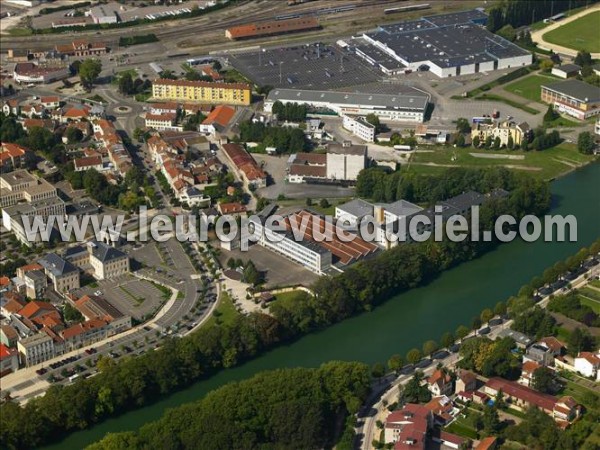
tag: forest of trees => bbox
[486,0,600,32]
[238,121,308,153]
[0,167,553,449]
[86,362,370,450]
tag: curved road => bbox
[531,4,600,58]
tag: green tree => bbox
[79,58,102,89]
[387,354,403,374]
[481,405,501,436]
[118,72,135,95]
[440,332,454,349]
[494,301,507,316]
[456,117,471,133]
[567,327,594,356]
[472,135,480,148]
[507,135,514,150]
[543,105,558,123]
[493,137,501,149]
[574,50,593,68]
[456,325,470,342]
[399,371,431,404]
[480,308,494,325]
[371,362,386,382]
[319,198,330,209]
[65,127,83,144]
[406,348,422,365]
[455,133,466,147]
[365,113,381,132]
[422,340,438,356]
[577,131,594,155]
[532,366,554,394]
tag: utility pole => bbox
[279,61,283,84]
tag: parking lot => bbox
[228,43,381,90]
[220,244,319,289]
[76,274,166,321]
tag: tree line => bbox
[0,167,552,449]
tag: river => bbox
[45,162,600,449]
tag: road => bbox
[355,258,600,450]
[531,4,600,58]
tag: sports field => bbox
[504,74,558,101]
[543,10,600,52]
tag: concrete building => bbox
[342,115,376,142]
[357,10,531,78]
[0,170,57,207]
[326,142,368,181]
[265,87,429,123]
[23,269,48,299]
[17,332,55,367]
[144,112,183,132]
[1,197,66,246]
[551,64,581,79]
[541,79,600,120]
[523,343,556,367]
[38,253,80,293]
[152,79,252,106]
[88,4,119,24]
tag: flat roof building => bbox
[541,79,600,120]
[355,9,531,78]
[265,87,429,123]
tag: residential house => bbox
[23,270,48,299]
[427,369,453,396]
[2,99,20,116]
[518,360,541,387]
[574,352,600,380]
[475,436,498,450]
[384,403,433,449]
[74,156,104,172]
[199,105,236,135]
[455,369,477,394]
[496,328,533,349]
[217,202,247,217]
[74,294,131,335]
[61,319,109,352]
[40,96,61,109]
[424,395,455,425]
[0,343,19,376]
[221,143,267,188]
[523,343,556,366]
[145,112,182,132]
[0,324,19,348]
[0,143,30,172]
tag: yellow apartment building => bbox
[152,79,252,106]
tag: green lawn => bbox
[556,326,571,342]
[505,74,558,102]
[204,293,239,328]
[558,380,600,409]
[274,290,310,303]
[406,143,597,180]
[543,11,600,53]
[579,295,600,314]
[590,280,600,289]
[580,287,600,301]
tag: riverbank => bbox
[32,161,600,450]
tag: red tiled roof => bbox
[0,343,16,361]
[522,360,541,374]
[539,336,565,353]
[202,105,235,128]
[485,378,557,411]
[289,164,327,178]
[41,96,60,104]
[0,276,10,287]
[218,202,247,214]
[18,301,58,320]
[74,156,102,170]
[1,143,28,158]
[578,352,600,366]
[476,436,497,450]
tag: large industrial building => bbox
[541,79,600,121]
[249,209,378,274]
[352,9,532,78]
[226,17,320,40]
[265,87,429,122]
[152,79,252,106]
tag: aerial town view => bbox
[0,0,599,449]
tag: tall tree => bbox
[79,59,102,89]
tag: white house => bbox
[574,352,600,380]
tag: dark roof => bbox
[89,241,127,263]
[63,245,87,259]
[39,253,78,277]
[542,79,600,102]
[554,64,581,73]
[440,190,485,211]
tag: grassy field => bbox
[204,292,239,328]
[504,74,558,102]
[543,11,600,53]
[274,290,310,303]
[579,296,600,314]
[405,143,597,180]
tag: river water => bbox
[45,162,600,449]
